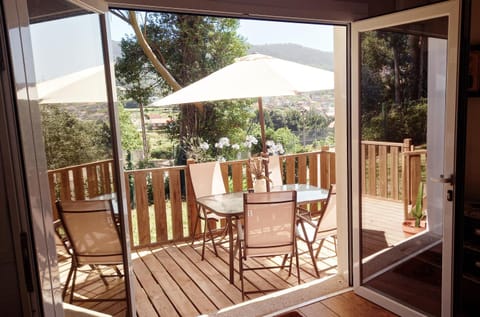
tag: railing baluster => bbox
[134,170,150,246]
[152,170,168,243]
[169,169,184,240]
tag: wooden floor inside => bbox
[57,196,407,316]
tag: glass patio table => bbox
[196,184,329,284]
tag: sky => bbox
[109,14,334,52]
[29,13,334,83]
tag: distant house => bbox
[147,113,169,129]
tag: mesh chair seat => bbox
[188,161,229,260]
[239,190,300,300]
[56,199,125,303]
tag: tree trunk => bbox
[393,45,401,104]
[138,103,148,159]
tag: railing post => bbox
[402,138,413,219]
[186,159,198,238]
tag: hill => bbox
[112,41,334,71]
[248,43,333,71]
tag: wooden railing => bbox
[47,159,115,219]
[47,143,426,250]
[122,150,336,249]
[360,138,427,216]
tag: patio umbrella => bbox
[18,65,115,104]
[151,53,334,190]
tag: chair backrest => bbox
[56,199,123,266]
[268,155,283,187]
[316,185,337,235]
[243,190,297,257]
[188,161,226,198]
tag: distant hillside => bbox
[248,43,333,71]
[112,41,333,71]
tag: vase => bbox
[253,178,267,192]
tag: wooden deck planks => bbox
[321,291,398,317]
[138,250,200,316]
[150,247,219,314]
[55,196,406,317]
[164,246,235,308]
[133,252,179,317]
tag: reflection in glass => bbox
[359,17,447,316]
[29,13,127,314]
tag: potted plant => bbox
[402,182,427,234]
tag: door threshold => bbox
[204,274,348,317]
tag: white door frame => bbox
[351,1,460,316]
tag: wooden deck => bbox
[56,196,406,316]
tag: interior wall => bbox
[465,0,480,200]
[334,26,349,278]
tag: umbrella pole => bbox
[258,97,270,192]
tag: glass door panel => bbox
[352,2,459,316]
[28,12,129,314]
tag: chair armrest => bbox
[296,213,317,227]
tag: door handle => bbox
[430,174,454,185]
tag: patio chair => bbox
[56,199,124,303]
[296,185,336,277]
[188,161,228,260]
[238,190,300,300]
[268,155,283,187]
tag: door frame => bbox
[351,1,460,316]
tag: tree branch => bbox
[128,11,182,91]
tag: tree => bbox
[117,103,142,153]
[360,30,428,144]
[113,11,250,164]
[40,105,112,169]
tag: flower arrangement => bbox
[248,156,269,180]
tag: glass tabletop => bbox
[196,184,329,216]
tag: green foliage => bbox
[270,127,300,154]
[411,182,425,227]
[115,12,250,164]
[40,105,112,170]
[360,30,428,144]
[361,99,427,144]
[117,103,142,152]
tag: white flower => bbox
[267,141,285,155]
[232,144,240,150]
[244,135,258,148]
[246,135,258,144]
[216,137,230,149]
[200,142,209,150]
[217,156,226,162]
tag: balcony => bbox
[50,140,426,316]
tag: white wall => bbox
[333,26,348,278]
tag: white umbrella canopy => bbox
[151,53,334,106]
[152,53,334,191]
[18,66,115,104]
